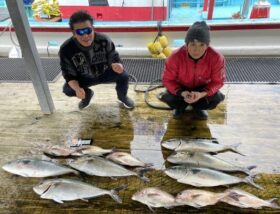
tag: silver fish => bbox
[69,156,150,181]
[106,151,151,167]
[33,178,126,204]
[162,138,244,156]
[167,152,255,175]
[74,146,115,156]
[2,158,79,177]
[222,188,280,209]
[43,145,77,157]
[164,165,262,189]
[175,189,227,208]
[132,187,179,212]
[43,145,114,157]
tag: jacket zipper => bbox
[193,62,196,88]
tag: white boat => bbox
[0,0,279,57]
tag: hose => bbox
[129,74,171,110]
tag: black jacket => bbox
[59,32,121,82]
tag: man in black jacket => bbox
[59,10,134,110]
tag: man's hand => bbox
[112,63,124,74]
[182,91,207,104]
[75,88,86,99]
[68,80,85,99]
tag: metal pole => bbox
[203,0,208,11]
[5,0,55,114]
[241,0,251,18]
[151,0,154,21]
[207,0,215,20]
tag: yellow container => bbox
[153,41,163,54]
[163,47,172,57]
[157,53,167,59]
[147,42,157,54]
[159,35,168,48]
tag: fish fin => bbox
[177,179,202,187]
[209,152,219,155]
[247,165,257,171]
[160,159,167,171]
[69,151,83,157]
[105,147,118,156]
[81,198,89,202]
[212,140,219,144]
[116,153,127,157]
[243,165,257,175]
[53,197,64,204]
[71,169,80,176]
[170,151,178,156]
[113,184,128,193]
[135,167,154,182]
[171,139,183,151]
[147,193,160,197]
[147,205,155,212]
[109,184,127,204]
[229,143,245,156]
[107,152,126,159]
[191,194,202,199]
[193,202,204,209]
[267,198,280,209]
[244,176,263,189]
[226,191,244,201]
[164,206,175,209]
[18,172,29,177]
[109,191,122,204]
[110,176,118,180]
[145,163,154,168]
[11,174,20,178]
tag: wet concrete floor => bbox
[0,79,279,213]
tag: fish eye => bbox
[22,160,31,164]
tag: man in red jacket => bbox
[161,21,225,120]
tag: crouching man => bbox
[59,10,134,110]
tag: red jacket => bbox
[162,45,225,97]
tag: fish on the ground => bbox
[2,158,79,177]
[74,145,115,156]
[175,189,227,208]
[43,145,114,157]
[33,178,127,204]
[43,145,78,157]
[106,151,152,167]
[162,138,244,156]
[221,188,280,209]
[164,165,262,189]
[132,187,180,212]
[167,151,255,175]
[68,156,151,182]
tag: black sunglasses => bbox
[75,27,93,36]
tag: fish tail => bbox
[136,167,154,182]
[246,165,257,171]
[243,165,257,175]
[109,147,117,154]
[267,198,280,209]
[71,169,80,176]
[110,184,127,204]
[229,143,245,156]
[244,176,263,189]
[159,159,167,171]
